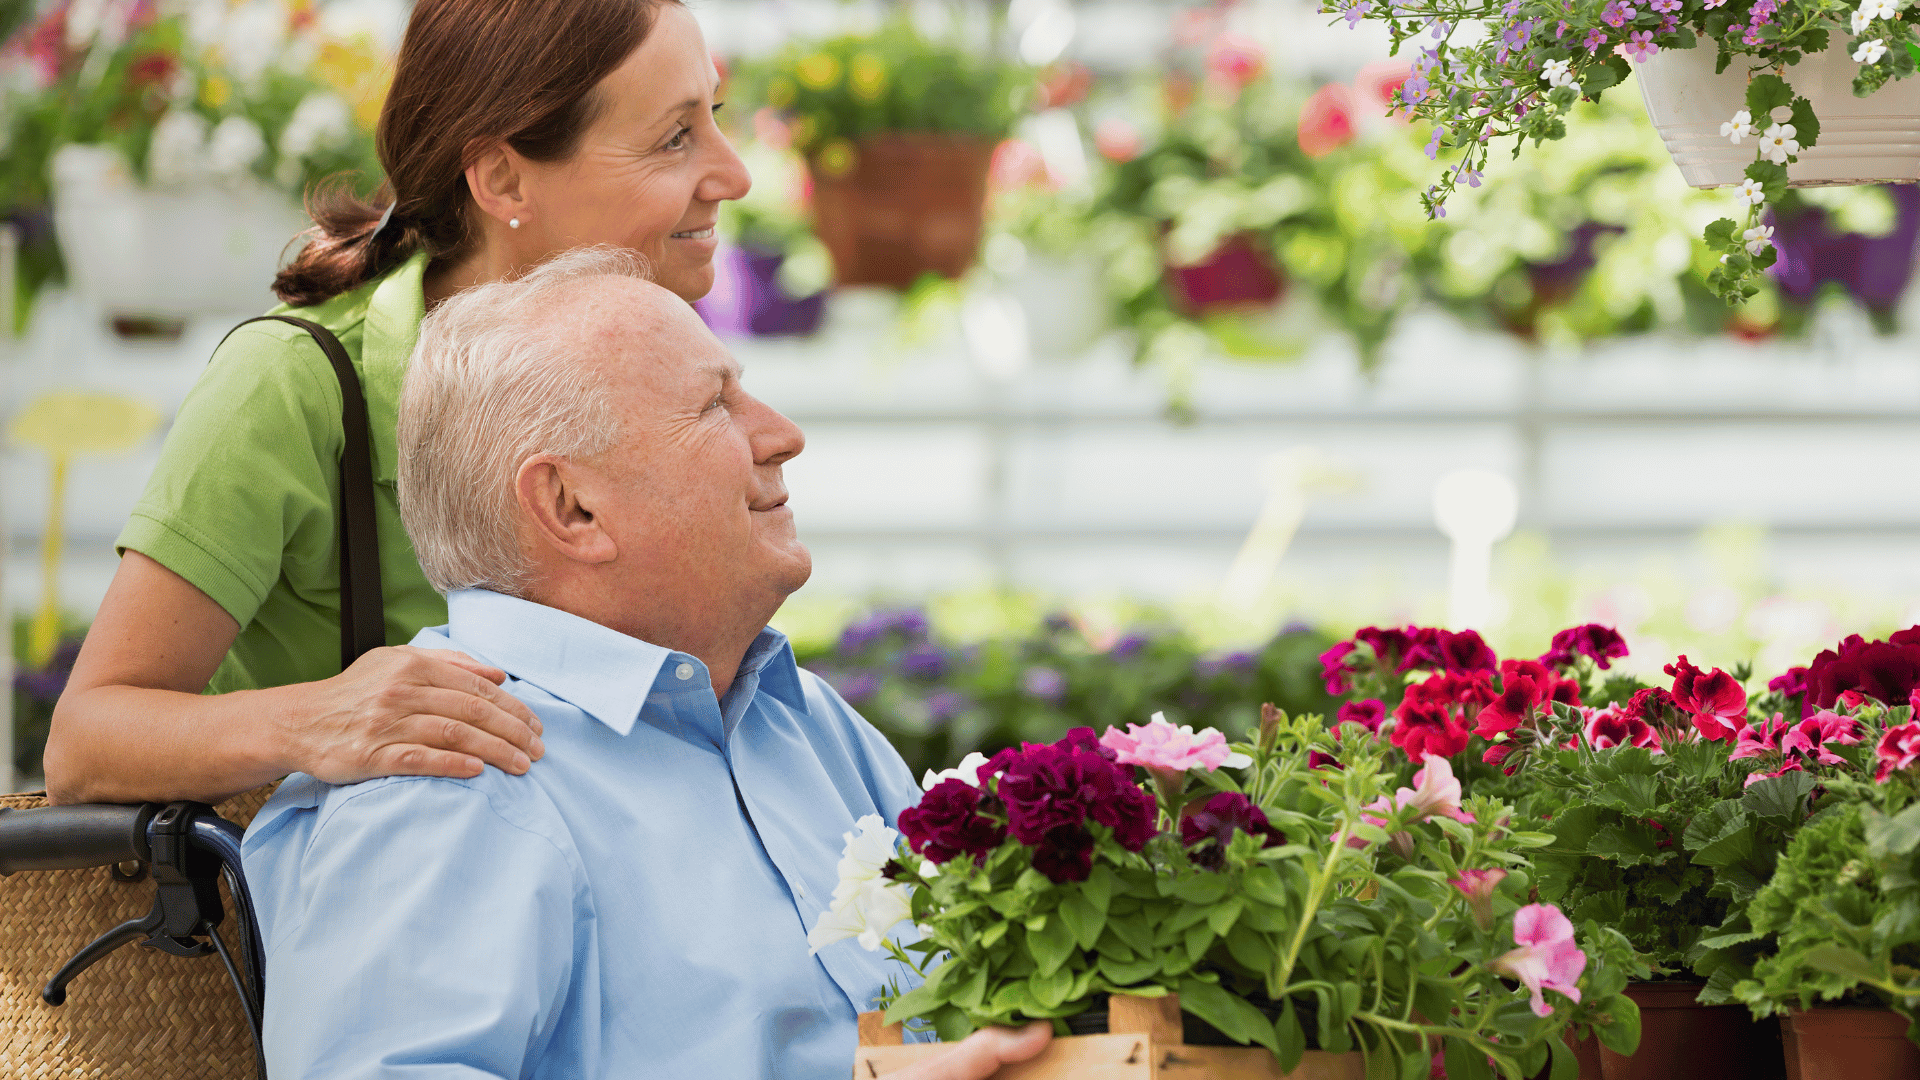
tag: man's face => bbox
[559,279,810,627]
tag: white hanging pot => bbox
[50,144,310,317]
[1637,38,1920,187]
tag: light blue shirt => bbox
[243,588,927,1079]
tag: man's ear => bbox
[464,141,532,230]
[515,456,618,565]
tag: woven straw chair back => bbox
[0,784,276,1079]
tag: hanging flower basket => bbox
[1637,41,1920,188]
[807,134,996,290]
[1165,233,1288,316]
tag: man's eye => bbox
[704,396,725,412]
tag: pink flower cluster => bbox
[1729,711,1862,786]
[1101,713,1249,773]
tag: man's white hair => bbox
[398,246,648,595]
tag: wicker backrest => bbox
[0,784,276,1079]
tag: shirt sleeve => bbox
[257,778,585,1080]
[116,323,341,629]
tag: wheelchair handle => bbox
[0,804,156,874]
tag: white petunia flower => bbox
[147,110,209,186]
[1540,58,1578,88]
[1720,109,1756,144]
[809,814,914,955]
[208,115,267,177]
[1737,177,1767,205]
[921,751,992,792]
[1761,122,1800,164]
[1855,37,1890,63]
[1743,224,1775,255]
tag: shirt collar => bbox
[443,589,807,735]
[361,251,430,483]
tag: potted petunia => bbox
[810,712,1642,1079]
[737,20,1030,290]
[1334,0,1920,305]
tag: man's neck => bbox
[520,582,775,702]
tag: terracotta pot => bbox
[807,133,995,290]
[1598,983,1785,1080]
[1788,1007,1920,1080]
[1164,233,1285,316]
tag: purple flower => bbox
[1650,0,1680,10]
[899,779,1007,864]
[1601,0,1635,26]
[1621,28,1659,58]
[1197,651,1257,679]
[1401,75,1430,104]
[1181,793,1285,870]
[1042,611,1075,633]
[1583,27,1608,49]
[987,743,1158,880]
[899,643,948,679]
[1556,18,1569,36]
[1343,0,1373,28]
[1022,666,1067,702]
[838,672,879,704]
[1110,633,1151,660]
[926,690,968,722]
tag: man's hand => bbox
[885,1022,1052,1080]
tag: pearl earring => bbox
[509,217,521,229]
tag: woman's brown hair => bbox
[273,0,671,306]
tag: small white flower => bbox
[1720,109,1756,144]
[1540,58,1578,88]
[1743,224,1775,255]
[1865,0,1901,21]
[921,751,992,792]
[1855,37,1890,63]
[207,115,267,177]
[1761,122,1800,164]
[147,110,209,186]
[1737,178,1767,205]
[810,814,914,955]
[1852,7,1874,32]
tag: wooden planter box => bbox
[855,992,1364,1079]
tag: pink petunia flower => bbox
[1491,904,1587,1017]
[1101,713,1251,773]
[1451,867,1507,930]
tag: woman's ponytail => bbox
[273,178,411,307]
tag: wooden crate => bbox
[854,993,1366,1079]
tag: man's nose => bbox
[750,400,804,467]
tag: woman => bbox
[44,0,748,805]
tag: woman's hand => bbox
[45,551,541,805]
[883,1023,1052,1080]
[294,645,544,783]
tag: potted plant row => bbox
[810,710,1642,1079]
[1318,620,1920,1078]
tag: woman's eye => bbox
[665,126,692,150]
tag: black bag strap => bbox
[215,315,386,672]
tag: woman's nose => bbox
[698,128,752,204]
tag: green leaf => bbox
[1866,804,1920,857]
[1703,217,1739,248]
[1580,60,1622,96]
[1179,976,1281,1054]
[1028,963,1074,1009]
[1595,993,1641,1057]
[1059,894,1106,952]
[1082,865,1116,913]
[1185,922,1216,964]
[1788,95,1820,150]
[883,979,946,1025]
[1099,953,1161,985]
[1243,866,1291,907]
[1690,819,1755,871]
[1207,896,1245,936]
[979,920,1009,949]
[1226,924,1274,972]
[1682,801,1743,852]
[1108,911,1156,956]
[1743,768,1817,821]
[1029,912,1076,979]
[1745,73,1794,118]
[1804,944,1879,983]
[1588,822,1663,867]
[932,1005,975,1042]
[1446,1038,1496,1080]
[1274,998,1307,1073]
[1173,873,1232,905]
[1549,1036,1580,1080]
[953,965,990,1010]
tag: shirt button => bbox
[675,662,695,681]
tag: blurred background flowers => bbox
[9,0,1920,784]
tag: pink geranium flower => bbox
[1491,904,1587,1017]
[1783,710,1861,766]
[1583,706,1662,751]
[1667,656,1749,741]
[1878,717,1920,782]
[1101,713,1251,772]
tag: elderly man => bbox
[241,248,1047,1079]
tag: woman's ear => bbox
[463,141,532,231]
[515,456,618,565]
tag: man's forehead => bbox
[545,277,738,384]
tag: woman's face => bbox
[517,4,749,302]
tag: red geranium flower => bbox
[1666,656,1748,740]
[1337,698,1386,732]
[1877,716,1920,782]
[1583,707,1661,751]
[1805,629,1920,712]
[1392,695,1470,759]
[1539,624,1629,671]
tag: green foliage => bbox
[879,710,1639,1077]
[735,20,1030,160]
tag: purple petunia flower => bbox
[1021,666,1067,702]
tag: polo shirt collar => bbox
[361,251,429,483]
[443,589,807,735]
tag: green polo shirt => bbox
[117,252,445,694]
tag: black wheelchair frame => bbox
[0,801,266,1078]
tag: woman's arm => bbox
[44,551,543,805]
